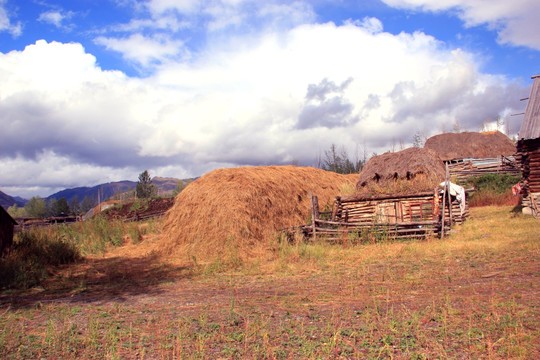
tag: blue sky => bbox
[1,0,539,198]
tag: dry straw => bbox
[424,130,515,161]
[356,147,445,195]
[161,166,356,263]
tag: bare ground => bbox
[0,207,538,359]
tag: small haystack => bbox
[356,147,445,194]
[424,131,515,161]
[161,166,356,262]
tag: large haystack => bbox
[356,147,445,195]
[424,131,515,161]
[161,166,355,262]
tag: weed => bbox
[0,230,79,289]
[466,173,521,207]
[0,206,537,359]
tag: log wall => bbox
[298,190,469,242]
[516,138,540,217]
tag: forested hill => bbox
[46,177,183,205]
[0,190,26,209]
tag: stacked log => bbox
[440,198,469,225]
[448,156,519,182]
[334,192,436,223]
[300,219,441,242]
[303,187,471,243]
[516,139,540,217]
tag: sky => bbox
[1,0,539,198]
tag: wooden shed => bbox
[424,131,518,181]
[0,205,17,255]
[299,148,468,242]
[516,75,540,217]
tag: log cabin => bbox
[516,75,540,217]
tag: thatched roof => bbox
[161,166,356,262]
[424,131,515,161]
[356,147,445,194]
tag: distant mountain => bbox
[0,190,26,209]
[46,177,185,205]
[47,181,136,205]
[153,177,183,196]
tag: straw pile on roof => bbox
[356,147,445,195]
[161,166,356,262]
[424,131,515,161]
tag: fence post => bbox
[310,191,317,241]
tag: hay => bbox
[424,131,515,161]
[161,166,355,262]
[356,147,445,195]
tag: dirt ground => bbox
[0,207,538,359]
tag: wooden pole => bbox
[441,167,447,238]
[447,163,452,225]
[310,191,317,241]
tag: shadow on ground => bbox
[0,252,191,309]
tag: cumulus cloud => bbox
[0,16,530,197]
[381,0,540,50]
[0,0,21,36]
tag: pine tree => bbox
[136,170,157,198]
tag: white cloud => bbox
[141,0,314,32]
[381,0,540,50]
[0,151,139,198]
[345,16,383,34]
[37,10,75,28]
[94,33,187,67]
[0,0,21,36]
[0,17,529,197]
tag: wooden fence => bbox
[448,156,519,182]
[14,216,79,232]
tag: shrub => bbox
[0,230,80,289]
[465,174,521,207]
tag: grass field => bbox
[0,206,538,359]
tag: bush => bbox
[0,230,80,289]
[465,174,521,207]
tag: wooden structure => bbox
[446,156,519,182]
[0,205,17,255]
[293,148,469,242]
[516,75,540,218]
[424,131,519,183]
[14,215,78,231]
[300,187,469,242]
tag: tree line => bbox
[317,144,365,174]
[7,170,192,219]
[7,194,97,218]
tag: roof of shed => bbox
[356,147,445,195]
[519,75,540,140]
[0,205,17,225]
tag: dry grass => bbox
[356,147,445,195]
[424,131,516,161]
[0,206,538,359]
[161,165,356,264]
